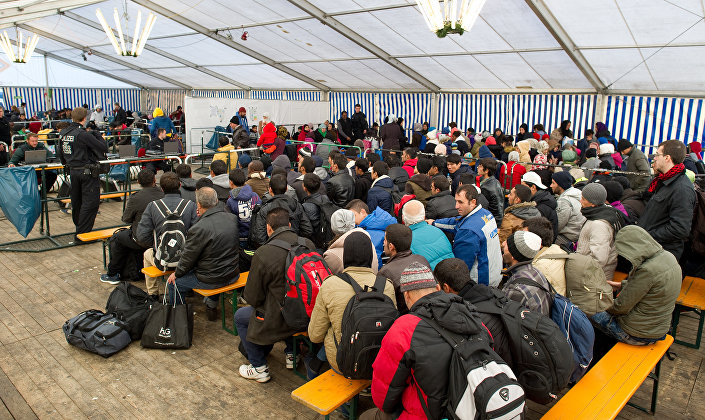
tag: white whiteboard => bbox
[184,96,330,153]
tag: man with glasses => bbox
[638,140,696,260]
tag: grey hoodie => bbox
[555,186,586,246]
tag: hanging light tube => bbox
[0,31,16,62]
[460,0,487,32]
[23,33,39,63]
[96,8,121,55]
[113,8,127,55]
[0,29,38,64]
[417,0,486,37]
[135,13,156,57]
[130,10,142,56]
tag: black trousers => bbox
[37,170,58,192]
[107,228,146,276]
[70,169,101,235]
[146,160,172,174]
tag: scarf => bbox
[647,163,684,193]
[581,204,625,235]
[531,153,547,170]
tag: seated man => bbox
[429,185,503,287]
[347,199,397,269]
[378,223,430,313]
[425,175,458,220]
[301,173,335,250]
[476,157,505,225]
[401,199,453,270]
[324,209,379,274]
[8,132,57,189]
[308,232,396,378]
[593,225,681,345]
[365,263,488,420]
[213,135,237,172]
[135,172,198,299]
[500,231,552,316]
[498,184,541,244]
[175,163,197,203]
[245,160,270,199]
[225,168,261,248]
[326,153,356,207]
[100,169,164,284]
[166,187,239,320]
[208,159,231,203]
[236,208,316,383]
[522,217,568,296]
[367,161,395,214]
[145,128,172,174]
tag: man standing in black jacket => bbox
[113,102,127,126]
[326,154,355,207]
[337,111,353,145]
[0,107,10,166]
[350,104,368,141]
[167,187,239,321]
[58,107,109,240]
[639,140,696,260]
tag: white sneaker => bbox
[239,364,271,383]
[286,352,295,369]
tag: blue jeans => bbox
[591,312,664,346]
[167,271,235,308]
[234,306,292,367]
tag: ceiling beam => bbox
[132,0,329,91]
[62,11,250,91]
[0,0,100,18]
[525,0,605,93]
[7,40,146,88]
[18,23,192,89]
[286,0,440,93]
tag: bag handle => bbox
[508,276,558,296]
[336,272,364,295]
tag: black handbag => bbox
[140,290,193,349]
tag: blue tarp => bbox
[0,166,41,237]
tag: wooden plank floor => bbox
[1,192,704,419]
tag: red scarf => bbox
[647,163,685,193]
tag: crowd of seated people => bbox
[9,100,703,417]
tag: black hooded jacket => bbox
[249,193,313,247]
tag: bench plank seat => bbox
[671,276,705,349]
[76,226,128,242]
[193,272,248,296]
[60,191,135,204]
[291,369,370,417]
[543,335,673,419]
[141,266,173,278]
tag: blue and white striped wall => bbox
[604,95,705,150]
[2,87,141,117]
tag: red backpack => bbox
[270,238,332,331]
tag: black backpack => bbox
[106,282,152,340]
[381,186,403,204]
[309,197,341,249]
[473,290,573,404]
[153,199,189,271]
[63,310,132,358]
[334,273,399,380]
[418,316,526,420]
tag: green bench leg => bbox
[672,305,704,349]
[627,355,664,414]
[220,289,238,336]
[322,395,359,420]
[292,334,313,380]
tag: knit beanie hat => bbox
[312,155,324,167]
[399,262,437,293]
[238,107,246,113]
[485,136,497,145]
[272,155,291,170]
[331,209,356,235]
[238,153,252,168]
[618,139,633,152]
[562,149,578,163]
[343,231,373,269]
[585,148,597,159]
[603,181,624,203]
[582,182,607,206]
[506,231,542,262]
[552,171,574,190]
[230,115,240,125]
[434,143,447,156]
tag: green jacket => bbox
[609,225,681,338]
[9,141,52,165]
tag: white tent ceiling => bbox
[0,0,704,94]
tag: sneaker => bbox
[100,273,120,285]
[239,364,271,383]
[286,352,295,369]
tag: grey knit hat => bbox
[582,182,607,206]
[399,262,436,293]
[330,209,356,235]
[506,231,542,262]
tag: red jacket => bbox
[371,292,491,419]
[499,161,526,190]
[402,158,417,178]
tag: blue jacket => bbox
[409,222,454,270]
[450,164,474,195]
[358,207,398,269]
[434,205,503,287]
[477,145,493,159]
[150,116,175,138]
[225,184,261,242]
[367,175,395,215]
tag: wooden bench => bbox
[60,191,135,205]
[141,266,249,336]
[543,335,674,419]
[76,226,129,269]
[194,271,248,336]
[670,276,705,349]
[291,332,314,380]
[291,369,370,420]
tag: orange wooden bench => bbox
[543,335,674,419]
[291,369,370,420]
[60,191,135,204]
[670,276,705,349]
[77,225,129,269]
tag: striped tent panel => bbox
[329,92,375,126]
[50,88,98,111]
[145,89,188,114]
[438,94,596,139]
[285,91,322,101]
[97,89,141,113]
[191,90,246,99]
[3,87,47,117]
[377,93,432,139]
[605,95,705,151]
[251,91,283,100]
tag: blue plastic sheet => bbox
[0,166,41,237]
[206,125,226,150]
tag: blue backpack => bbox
[550,292,595,382]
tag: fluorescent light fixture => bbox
[417,0,487,37]
[0,28,38,64]
[96,7,156,57]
